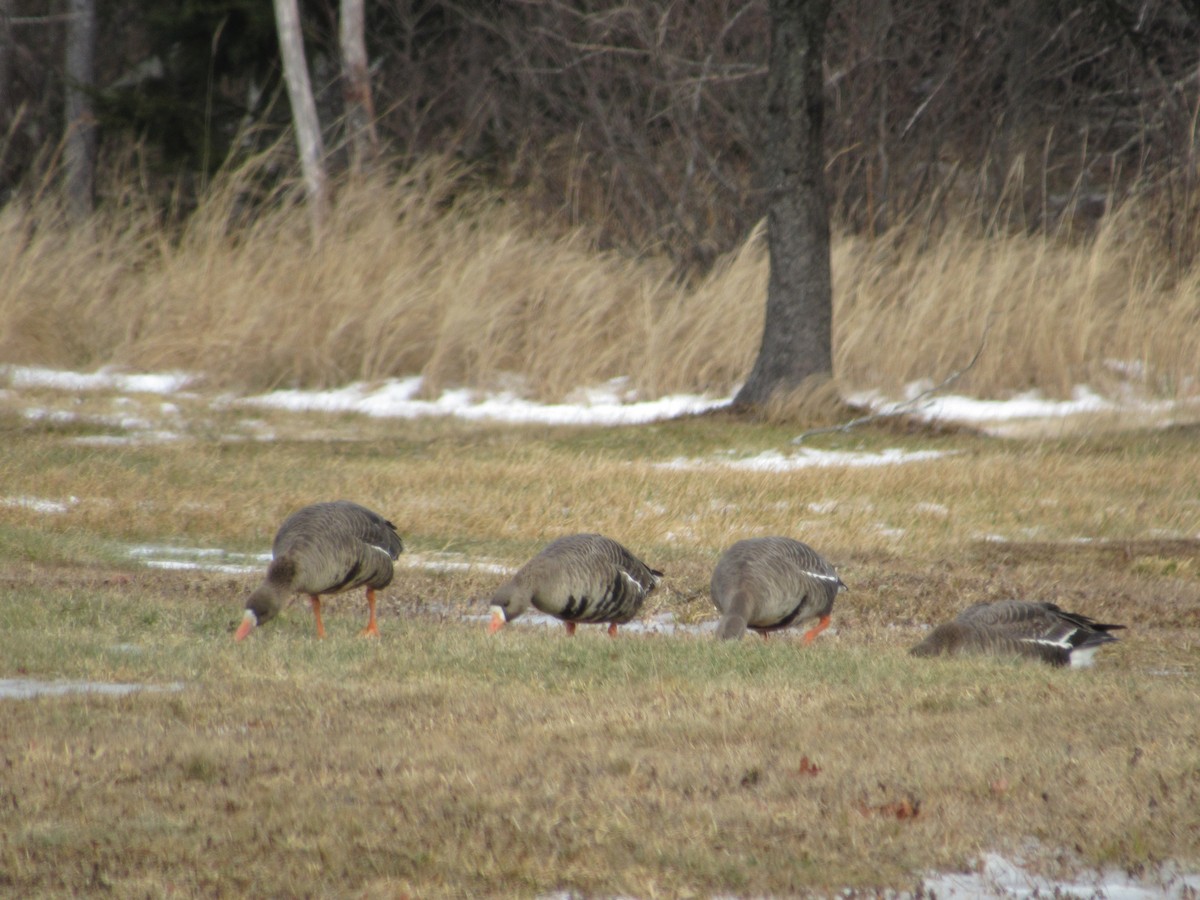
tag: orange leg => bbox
[360,587,380,638]
[564,621,577,636]
[607,622,619,637]
[801,615,831,645]
[759,631,770,641]
[310,595,326,639]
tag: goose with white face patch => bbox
[909,600,1125,667]
[488,533,663,636]
[234,501,403,641]
[710,537,846,642]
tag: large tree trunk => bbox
[339,0,378,174]
[64,0,97,221]
[734,0,833,409]
[273,0,329,233]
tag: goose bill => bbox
[487,606,506,633]
[233,610,258,642]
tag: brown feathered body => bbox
[239,501,403,636]
[710,537,845,641]
[489,533,662,634]
[909,600,1124,667]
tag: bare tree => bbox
[339,0,378,174]
[273,0,329,231]
[64,0,96,220]
[734,0,834,409]
[0,0,11,126]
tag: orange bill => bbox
[234,610,257,642]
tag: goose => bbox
[710,537,845,642]
[908,600,1125,667]
[488,533,662,636]
[234,501,403,641]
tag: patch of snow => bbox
[8,365,1197,435]
[913,502,950,517]
[242,376,726,425]
[1104,358,1149,380]
[658,447,952,472]
[1,495,79,514]
[70,431,185,447]
[23,408,79,424]
[4,365,193,394]
[849,381,1192,429]
[0,678,185,700]
[919,852,1200,899]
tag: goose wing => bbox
[533,533,661,624]
[275,501,402,596]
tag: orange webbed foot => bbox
[801,615,832,645]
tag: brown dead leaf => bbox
[859,797,921,820]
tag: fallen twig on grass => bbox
[792,320,991,444]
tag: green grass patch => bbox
[1,406,1198,894]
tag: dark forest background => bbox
[5,1,1200,270]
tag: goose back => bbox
[910,600,1124,667]
[270,501,403,598]
[497,533,662,625]
[711,537,844,640]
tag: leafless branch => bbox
[791,321,992,444]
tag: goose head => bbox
[234,560,293,641]
[488,582,533,633]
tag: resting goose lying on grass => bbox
[909,600,1125,667]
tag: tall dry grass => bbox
[1,157,1197,402]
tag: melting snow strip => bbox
[0,678,185,700]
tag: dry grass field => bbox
[1,161,1199,895]
[1,387,1198,896]
[1,159,1198,404]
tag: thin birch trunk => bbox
[273,0,329,234]
[0,0,11,125]
[64,0,96,221]
[339,0,378,174]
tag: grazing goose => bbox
[488,533,662,636]
[710,537,845,642]
[234,501,403,641]
[909,600,1125,667]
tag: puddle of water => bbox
[465,609,719,637]
[142,559,262,575]
[128,544,270,575]
[400,552,515,576]
[0,678,185,700]
[127,543,517,578]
